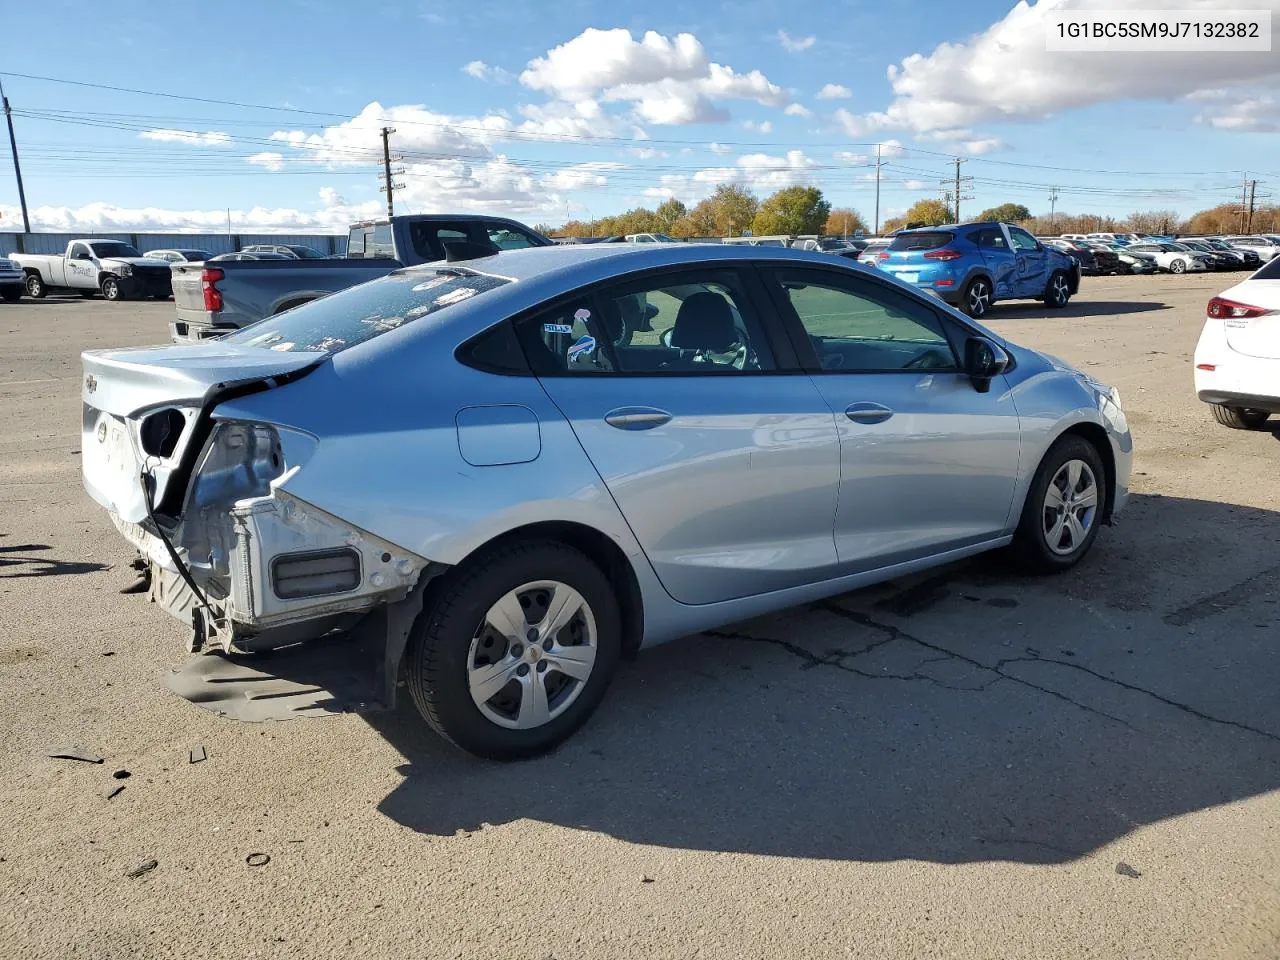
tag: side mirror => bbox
[964,336,1009,393]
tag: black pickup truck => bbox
[170,214,551,342]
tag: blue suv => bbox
[872,222,1080,318]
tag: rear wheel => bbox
[1170,258,1187,274]
[1210,404,1271,430]
[1010,435,1107,573]
[24,273,46,298]
[962,277,991,319]
[406,541,621,760]
[1044,270,1071,308]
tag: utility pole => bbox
[1239,174,1249,233]
[0,77,31,234]
[378,126,404,219]
[939,160,973,224]
[1246,179,1257,233]
[870,144,880,239]
[1048,187,1060,232]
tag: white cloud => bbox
[542,161,626,190]
[627,146,669,159]
[517,99,645,139]
[463,60,512,83]
[270,102,504,166]
[778,30,816,53]
[1191,90,1280,131]
[247,152,285,172]
[519,27,786,125]
[784,103,812,117]
[835,150,868,164]
[841,0,1280,134]
[140,128,232,147]
[902,179,927,190]
[645,149,818,202]
[962,137,1005,155]
[837,140,903,164]
[816,83,852,100]
[708,142,733,155]
[742,119,773,133]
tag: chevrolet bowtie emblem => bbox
[84,374,97,393]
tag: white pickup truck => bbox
[12,239,174,301]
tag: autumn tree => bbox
[751,186,832,236]
[690,184,760,237]
[1124,210,1182,235]
[653,198,688,233]
[975,203,1031,223]
[824,208,868,237]
[882,198,954,233]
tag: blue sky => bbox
[1,0,1277,233]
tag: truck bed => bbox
[172,257,398,341]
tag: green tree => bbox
[823,208,868,237]
[654,198,688,233]
[692,184,759,237]
[890,198,953,230]
[975,203,1031,223]
[751,186,832,236]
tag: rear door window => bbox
[369,224,395,257]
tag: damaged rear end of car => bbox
[81,330,442,712]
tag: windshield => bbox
[220,268,511,355]
[180,250,212,260]
[89,241,141,258]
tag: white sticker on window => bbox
[543,323,573,334]
[270,342,296,352]
[574,307,591,322]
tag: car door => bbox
[1006,225,1048,297]
[973,228,1016,298]
[516,265,842,606]
[760,265,1022,573]
[66,242,96,289]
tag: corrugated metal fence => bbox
[0,232,347,256]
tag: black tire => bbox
[1169,258,1186,274]
[1210,404,1270,430]
[24,273,46,299]
[1009,435,1107,574]
[101,277,122,301]
[406,541,621,760]
[961,277,992,319]
[1044,270,1071,308]
[0,287,20,303]
[79,290,96,299]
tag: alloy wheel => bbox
[1042,459,1098,556]
[968,280,990,317]
[467,580,598,730]
[1051,274,1069,305]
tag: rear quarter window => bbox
[888,232,954,252]
[1253,257,1280,281]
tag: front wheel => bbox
[1044,270,1071,308]
[1210,404,1270,430]
[1010,436,1107,573]
[101,277,122,301]
[24,273,46,298]
[406,541,621,760]
[962,277,991,319]
[1170,258,1186,274]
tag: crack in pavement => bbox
[702,628,1001,693]
[760,601,1280,744]
[1162,562,1280,626]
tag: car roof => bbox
[394,241,860,286]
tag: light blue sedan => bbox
[80,243,1131,759]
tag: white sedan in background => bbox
[1194,257,1280,429]
[1126,242,1210,274]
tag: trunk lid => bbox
[81,343,325,523]
[172,262,209,318]
[1222,280,1280,360]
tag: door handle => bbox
[604,406,672,430]
[845,402,893,424]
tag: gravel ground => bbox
[0,274,1277,960]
